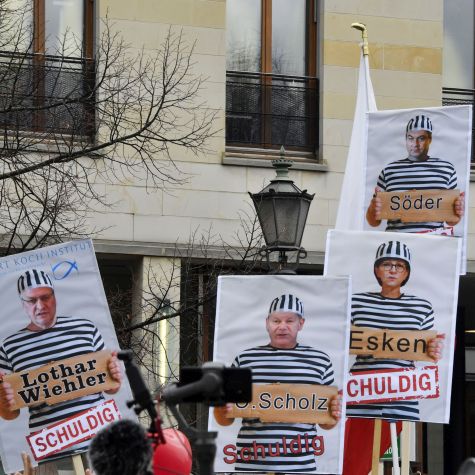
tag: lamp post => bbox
[249,149,314,274]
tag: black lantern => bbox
[249,153,314,273]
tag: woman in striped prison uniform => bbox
[347,241,443,421]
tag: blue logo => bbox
[51,261,79,280]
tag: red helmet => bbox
[153,428,192,475]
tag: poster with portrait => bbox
[324,229,461,423]
[363,105,471,274]
[209,275,351,474]
[0,239,135,473]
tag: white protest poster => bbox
[324,230,461,423]
[0,239,136,473]
[209,275,351,474]
[363,105,471,274]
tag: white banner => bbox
[363,105,471,274]
[325,230,460,423]
[0,239,136,473]
[209,275,351,474]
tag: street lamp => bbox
[249,150,314,273]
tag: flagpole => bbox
[351,23,372,109]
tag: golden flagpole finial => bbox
[351,22,369,56]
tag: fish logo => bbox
[51,261,79,280]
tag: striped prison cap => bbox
[17,269,54,294]
[375,241,411,267]
[268,294,304,318]
[406,114,433,134]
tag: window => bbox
[225,0,318,154]
[0,0,95,137]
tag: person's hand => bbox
[105,351,122,395]
[85,469,94,475]
[427,334,445,362]
[0,372,20,420]
[213,403,234,426]
[446,191,465,226]
[366,187,383,227]
[319,393,342,430]
[13,452,36,475]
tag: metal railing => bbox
[0,52,95,138]
[442,87,475,163]
[226,71,318,152]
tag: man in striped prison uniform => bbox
[0,268,122,461]
[347,241,443,421]
[214,293,342,472]
[366,114,464,233]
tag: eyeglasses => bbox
[380,262,407,273]
[21,292,54,306]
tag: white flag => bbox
[335,50,377,230]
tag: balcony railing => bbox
[226,71,318,153]
[442,87,475,163]
[0,52,95,138]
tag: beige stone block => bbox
[322,92,356,120]
[181,25,226,56]
[381,0,443,22]
[322,145,349,173]
[101,0,225,28]
[192,1,226,28]
[323,66,358,93]
[306,199,330,226]
[163,189,249,219]
[383,45,442,74]
[191,52,226,84]
[133,214,243,245]
[328,199,341,227]
[377,96,441,110]
[323,41,361,67]
[300,224,330,253]
[321,118,353,147]
[105,185,164,215]
[88,212,135,241]
[468,208,475,234]
[169,161,247,192]
[303,171,343,201]
[198,81,226,110]
[324,13,442,48]
[324,0,384,16]
[372,70,442,100]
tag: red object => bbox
[153,428,192,475]
[343,418,402,475]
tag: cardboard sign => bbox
[346,366,439,404]
[379,189,459,223]
[27,399,121,461]
[2,351,118,410]
[350,326,438,362]
[228,383,338,425]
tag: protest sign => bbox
[325,229,460,423]
[209,275,351,474]
[363,105,471,273]
[0,239,135,473]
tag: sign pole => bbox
[400,421,411,475]
[72,455,85,475]
[371,419,382,474]
[390,422,400,475]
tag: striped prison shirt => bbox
[231,344,334,472]
[347,292,434,421]
[376,156,458,232]
[0,316,107,458]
